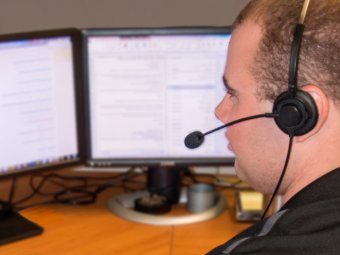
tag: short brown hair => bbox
[234,0,340,102]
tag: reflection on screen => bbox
[0,36,79,175]
[86,32,233,164]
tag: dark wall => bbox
[0,0,250,34]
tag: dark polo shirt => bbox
[207,168,340,255]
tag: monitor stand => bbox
[146,166,183,204]
[0,201,43,245]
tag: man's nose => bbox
[214,96,230,123]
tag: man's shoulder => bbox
[206,197,340,255]
[234,199,340,255]
[275,196,340,235]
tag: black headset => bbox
[272,0,318,136]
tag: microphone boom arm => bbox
[204,113,278,136]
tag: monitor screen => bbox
[0,29,83,178]
[82,27,233,167]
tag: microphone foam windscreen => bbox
[184,131,204,149]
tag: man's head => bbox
[215,0,340,198]
[234,0,340,102]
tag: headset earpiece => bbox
[272,0,318,137]
[273,90,318,136]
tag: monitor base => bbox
[107,189,227,226]
[0,202,43,245]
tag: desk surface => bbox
[0,171,250,255]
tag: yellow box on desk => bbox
[235,190,263,222]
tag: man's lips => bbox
[228,143,234,152]
[225,132,234,152]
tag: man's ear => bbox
[296,85,329,142]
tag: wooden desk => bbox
[0,171,250,255]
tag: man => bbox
[207,0,340,254]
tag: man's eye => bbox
[227,91,234,97]
[225,89,236,98]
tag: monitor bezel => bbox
[0,28,85,179]
[81,26,234,168]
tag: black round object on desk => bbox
[134,194,171,214]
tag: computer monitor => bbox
[0,28,83,179]
[0,28,83,244]
[82,27,234,170]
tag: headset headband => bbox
[288,0,311,97]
